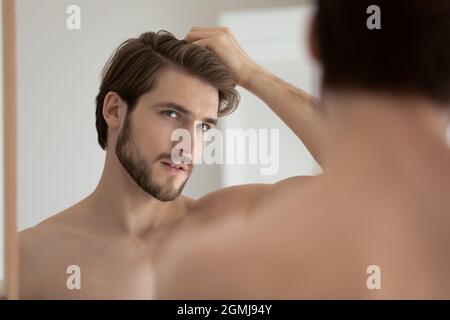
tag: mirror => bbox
[12,0,450,301]
[17,0,315,229]
[16,0,316,299]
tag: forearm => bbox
[243,66,327,166]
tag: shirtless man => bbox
[19,29,326,299]
[156,1,450,299]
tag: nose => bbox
[170,122,205,165]
[189,121,206,165]
[178,147,193,165]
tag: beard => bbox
[115,115,189,202]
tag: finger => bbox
[192,38,227,58]
[185,31,217,43]
[192,38,212,49]
[185,26,233,42]
[192,38,222,54]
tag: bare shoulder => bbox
[20,211,69,255]
[190,184,270,213]
[19,206,85,299]
[156,175,320,299]
[20,205,83,250]
[187,175,315,221]
[271,175,316,194]
[19,225,59,299]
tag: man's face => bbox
[115,67,219,201]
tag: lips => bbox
[161,160,188,173]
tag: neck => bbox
[322,90,450,187]
[83,147,184,238]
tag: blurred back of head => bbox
[316,0,450,106]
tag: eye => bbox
[199,123,211,132]
[162,110,180,121]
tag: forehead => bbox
[139,67,220,117]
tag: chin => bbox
[153,183,185,202]
[155,189,182,202]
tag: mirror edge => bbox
[2,0,18,301]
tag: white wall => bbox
[17,0,308,230]
[219,5,321,186]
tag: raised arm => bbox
[186,26,328,165]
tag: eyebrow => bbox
[153,102,218,126]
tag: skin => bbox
[19,28,325,299]
[155,28,450,299]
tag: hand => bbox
[185,26,261,89]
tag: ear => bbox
[102,91,127,131]
[308,13,321,62]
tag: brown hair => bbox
[95,30,240,150]
[317,0,450,106]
